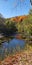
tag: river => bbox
[0,38,25,61]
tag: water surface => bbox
[0,38,25,60]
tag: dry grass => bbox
[0,44,32,65]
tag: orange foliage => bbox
[8,15,27,22]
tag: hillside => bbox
[6,15,27,22]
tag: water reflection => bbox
[0,38,25,60]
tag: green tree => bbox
[3,21,17,36]
[0,13,5,33]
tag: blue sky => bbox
[0,0,30,18]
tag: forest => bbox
[0,9,32,44]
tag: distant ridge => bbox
[6,15,27,22]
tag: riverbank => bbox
[0,44,32,65]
